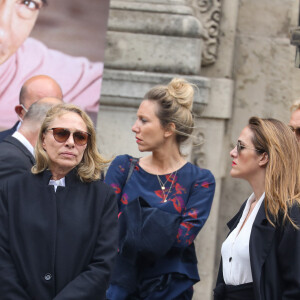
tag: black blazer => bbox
[0,121,19,143]
[0,135,35,182]
[215,200,300,300]
[0,169,119,299]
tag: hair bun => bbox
[167,78,194,110]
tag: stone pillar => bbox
[97,1,234,299]
[104,0,203,74]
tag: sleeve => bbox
[174,169,215,247]
[53,187,119,300]
[19,38,103,114]
[0,186,32,299]
[278,204,300,299]
[104,155,131,204]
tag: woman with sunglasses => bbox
[0,104,118,299]
[214,117,300,300]
[105,78,216,300]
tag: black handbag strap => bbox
[125,157,139,184]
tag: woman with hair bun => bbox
[214,117,300,300]
[105,78,216,299]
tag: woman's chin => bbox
[230,169,239,178]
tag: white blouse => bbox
[221,192,265,285]
[48,177,65,192]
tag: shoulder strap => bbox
[125,157,138,184]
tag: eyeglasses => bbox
[20,104,28,113]
[49,128,90,146]
[236,141,262,155]
[289,125,300,137]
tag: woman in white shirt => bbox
[214,117,300,300]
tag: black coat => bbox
[0,169,119,300]
[215,200,300,300]
[0,121,19,142]
[0,135,35,181]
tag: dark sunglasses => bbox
[289,125,300,137]
[49,128,90,146]
[236,141,262,155]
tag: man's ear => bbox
[164,123,175,138]
[259,152,269,167]
[15,105,25,118]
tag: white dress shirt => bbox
[221,192,265,285]
[12,131,34,157]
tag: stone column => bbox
[104,0,203,74]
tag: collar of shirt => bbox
[12,131,34,157]
[16,121,21,131]
[240,192,265,226]
[49,177,66,192]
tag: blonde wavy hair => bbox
[32,104,109,182]
[144,78,195,146]
[249,117,300,228]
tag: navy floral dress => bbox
[105,155,215,300]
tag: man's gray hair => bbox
[23,101,53,125]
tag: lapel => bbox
[249,201,276,300]
[216,201,247,286]
[4,135,35,165]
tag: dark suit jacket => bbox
[0,121,19,143]
[0,169,119,300]
[0,135,35,182]
[215,200,300,300]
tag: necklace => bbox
[156,170,177,202]
[156,175,169,190]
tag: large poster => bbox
[0,0,110,130]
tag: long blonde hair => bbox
[32,104,109,182]
[249,117,300,228]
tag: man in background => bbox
[0,97,62,181]
[289,100,300,143]
[0,75,63,142]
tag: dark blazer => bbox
[0,135,35,181]
[215,200,300,300]
[0,169,119,300]
[0,121,19,142]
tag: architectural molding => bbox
[101,69,210,114]
[191,129,206,167]
[190,0,222,66]
[105,0,204,74]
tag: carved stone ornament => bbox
[191,129,206,167]
[190,0,222,66]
